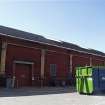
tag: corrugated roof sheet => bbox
[0,25,105,57]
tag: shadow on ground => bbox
[0,87,76,97]
[93,91,105,96]
[77,91,105,96]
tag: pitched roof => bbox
[0,25,105,57]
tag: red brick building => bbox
[0,26,105,88]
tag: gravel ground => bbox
[0,87,105,105]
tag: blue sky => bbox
[0,0,105,52]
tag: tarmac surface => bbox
[0,87,105,105]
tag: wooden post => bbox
[69,54,73,85]
[12,63,16,88]
[40,49,45,87]
[90,57,92,66]
[70,54,73,73]
[0,41,7,75]
[32,63,34,86]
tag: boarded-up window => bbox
[50,64,57,77]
